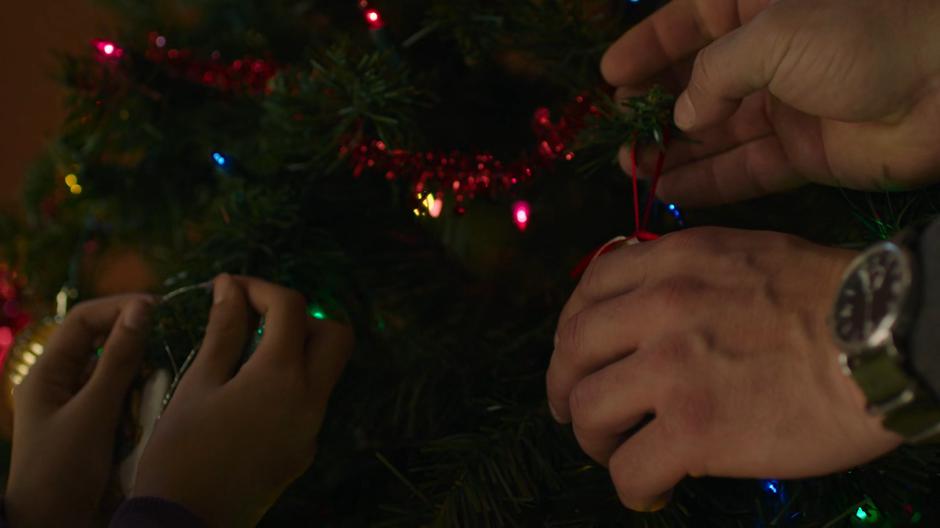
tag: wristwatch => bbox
[830,229,940,443]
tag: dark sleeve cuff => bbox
[911,217,940,398]
[109,497,206,528]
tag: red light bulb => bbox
[364,9,384,29]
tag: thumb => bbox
[674,9,792,132]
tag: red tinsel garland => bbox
[94,31,680,230]
[343,96,599,215]
[0,265,30,367]
[143,33,278,95]
[127,35,595,215]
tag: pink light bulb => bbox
[93,39,123,59]
[512,201,531,232]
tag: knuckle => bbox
[722,249,761,276]
[555,310,587,366]
[649,277,701,312]
[651,336,691,369]
[651,331,711,370]
[544,365,565,411]
[659,226,724,252]
[579,258,607,299]
[767,231,802,252]
[281,290,308,314]
[211,308,244,334]
[568,380,600,428]
[66,300,94,320]
[665,384,715,437]
[121,298,154,324]
[690,46,719,94]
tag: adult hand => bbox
[603,0,940,206]
[546,228,901,511]
[132,274,353,527]
[7,295,156,528]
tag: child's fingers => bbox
[303,318,353,418]
[28,295,152,399]
[186,274,252,387]
[82,298,155,412]
[231,276,308,368]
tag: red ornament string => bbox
[569,134,670,279]
[630,138,641,237]
[633,127,669,233]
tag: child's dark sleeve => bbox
[109,497,206,528]
[912,217,940,400]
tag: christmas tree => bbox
[2,0,940,526]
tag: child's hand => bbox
[131,275,352,527]
[6,295,156,528]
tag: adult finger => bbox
[82,297,155,408]
[655,135,803,206]
[609,419,687,512]
[620,93,774,178]
[549,278,703,423]
[675,6,794,132]
[559,236,676,327]
[568,352,660,465]
[31,295,153,396]
[231,276,308,368]
[185,274,253,387]
[303,318,353,418]
[601,0,770,87]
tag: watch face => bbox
[833,244,912,348]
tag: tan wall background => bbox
[0,3,153,294]
[0,0,109,212]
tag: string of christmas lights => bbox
[89,3,680,233]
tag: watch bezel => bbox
[829,241,914,354]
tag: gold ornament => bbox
[0,318,59,437]
[2,318,58,389]
[0,287,73,436]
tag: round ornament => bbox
[0,318,59,436]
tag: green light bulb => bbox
[307,303,326,320]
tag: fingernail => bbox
[674,93,695,130]
[124,301,152,331]
[213,274,230,305]
[548,400,563,423]
[629,492,672,513]
[646,494,670,512]
[596,236,628,258]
